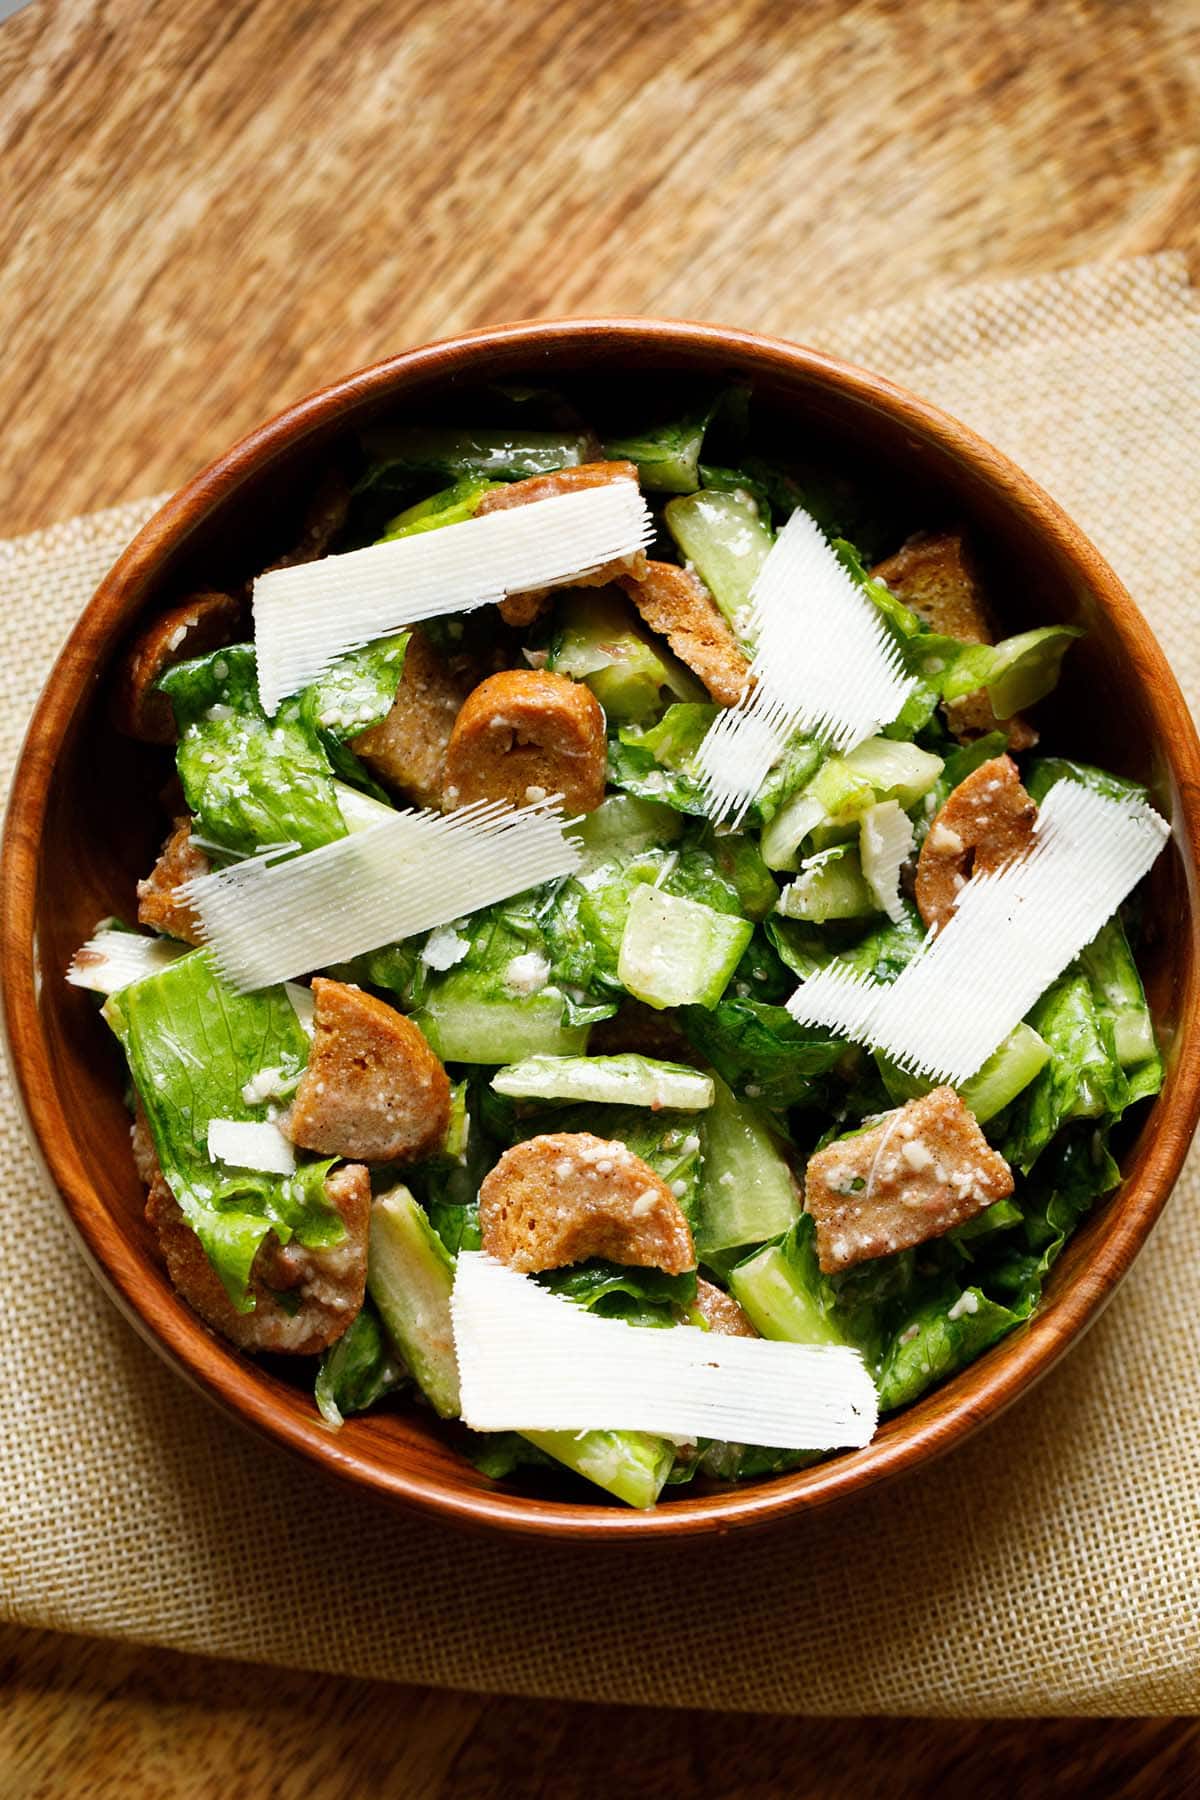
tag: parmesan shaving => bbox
[696,508,916,823]
[451,1252,878,1448]
[254,481,654,711]
[67,929,187,995]
[787,780,1169,1084]
[206,1118,297,1175]
[182,798,581,992]
[860,799,915,924]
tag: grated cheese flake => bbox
[787,779,1170,1084]
[451,1252,878,1448]
[254,481,655,711]
[207,1117,297,1175]
[67,928,187,995]
[182,797,581,992]
[696,508,916,824]
[859,799,915,924]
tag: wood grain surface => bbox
[3,0,1200,1791]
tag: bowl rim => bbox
[4,315,1200,1540]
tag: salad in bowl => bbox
[65,382,1171,1510]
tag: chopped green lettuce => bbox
[940,625,1083,718]
[680,999,843,1110]
[547,589,704,724]
[361,425,593,486]
[379,476,501,538]
[538,1260,697,1328]
[104,949,339,1310]
[159,644,347,858]
[314,1299,408,1427]
[663,488,774,626]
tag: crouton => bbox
[693,1276,757,1337]
[136,816,210,945]
[619,561,751,706]
[287,978,450,1165]
[113,590,243,744]
[916,754,1036,931]
[146,1159,371,1355]
[871,532,1036,749]
[444,668,607,815]
[479,1131,696,1275]
[805,1087,1014,1274]
[475,461,648,626]
[352,628,475,809]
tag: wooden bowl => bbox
[5,320,1200,1540]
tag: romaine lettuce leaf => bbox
[297,633,409,795]
[680,999,843,1110]
[159,644,347,858]
[104,949,340,1310]
[537,1260,697,1328]
[999,972,1128,1172]
[314,1298,408,1427]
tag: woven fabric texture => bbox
[1,254,1198,1716]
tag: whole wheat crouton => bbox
[805,1088,1014,1274]
[136,816,210,945]
[619,561,751,706]
[287,978,450,1164]
[916,754,1036,931]
[352,628,475,809]
[113,590,243,744]
[475,461,648,626]
[694,1276,757,1337]
[479,1131,696,1275]
[871,532,1037,750]
[444,668,607,814]
[146,1159,371,1355]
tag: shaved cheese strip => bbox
[67,928,187,994]
[860,800,914,925]
[696,508,916,823]
[207,1118,297,1175]
[788,780,1169,1084]
[183,797,581,992]
[451,1253,878,1448]
[254,481,654,711]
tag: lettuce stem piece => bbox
[695,1078,800,1255]
[617,885,753,1010]
[663,489,773,627]
[368,1189,673,1506]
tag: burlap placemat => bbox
[2,253,1198,1717]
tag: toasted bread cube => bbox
[871,532,1036,749]
[113,590,243,744]
[693,1276,757,1337]
[146,1160,370,1355]
[137,816,210,945]
[915,754,1036,932]
[475,461,647,625]
[479,1131,695,1275]
[287,978,451,1165]
[620,561,751,706]
[805,1088,1014,1274]
[444,668,607,815]
[352,627,475,810]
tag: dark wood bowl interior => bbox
[5,319,1200,1539]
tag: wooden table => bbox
[3,0,1199,1790]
